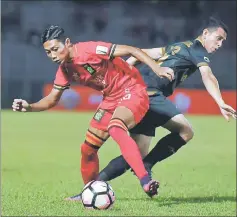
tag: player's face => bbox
[203,27,227,53]
[43,39,71,64]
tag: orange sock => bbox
[80,131,105,184]
[108,119,148,181]
[81,142,99,184]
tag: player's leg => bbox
[99,112,194,182]
[97,134,152,181]
[97,91,194,183]
[80,126,109,184]
[108,106,149,181]
[143,113,194,169]
[65,110,111,201]
[97,105,157,182]
[80,109,111,184]
[107,89,159,197]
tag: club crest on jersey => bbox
[204,56,210,62]
[83,64,96,75]
[93,109,105,122]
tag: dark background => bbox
[1,0,236,108]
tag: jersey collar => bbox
[195,36,204,47]
[69,44,78,62]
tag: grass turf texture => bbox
[1,110,236,216]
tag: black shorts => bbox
[130,91,181,137]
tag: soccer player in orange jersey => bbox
[12,25,174,197]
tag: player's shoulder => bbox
[75,41,113,54]
[164,41,190,56]
[184,38,211,64]
[76,41,112,47]
[177,37,209,58]
[164,41,188,53]
[73,41,96,59]
[74,41,95,49]
[173,38,205,50]
[190,38,208,53]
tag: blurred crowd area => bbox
[1,0,236,107]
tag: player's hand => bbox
[12,99,32,112]
[153,66,174,81]
[219,103,236,121]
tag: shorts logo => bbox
[93,109,105,122]
[96,46,108,55]
[204,56,210,62]
[83,64,96,75]
[181,74,188,82]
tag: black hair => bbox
[200,16,229,35]
[41,25,66,44]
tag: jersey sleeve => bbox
[82,41,116,60]
[190,45,211,68]
[53,66,71,90]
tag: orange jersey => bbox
[53,41,146,97]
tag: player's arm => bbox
[200,65,236,120]
[12,66,70,112]
[112,45,173,80]
[12,88,64,112]
[126,47,165,66]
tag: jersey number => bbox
[123,93,131,100]
[171,46,181,55]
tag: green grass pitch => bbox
[1,110,236,216]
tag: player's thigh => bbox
[162,114,193,134]
[111,106,136,129]
[148,94,182,127]
[129,93,181,137]
[129,109,156,137]
[112,89,149,129]
[89,109,111,141]
[130,133,152,158]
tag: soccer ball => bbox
[81,180,115,210]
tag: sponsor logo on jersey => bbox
[83,63,96,75]
[96,45,109,55]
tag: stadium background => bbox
[1,0,236,113]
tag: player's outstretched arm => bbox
[126,47,164,66]
[113,45,173,81]
[12,88,64,112]
[200,65,236,121]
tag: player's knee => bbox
[140,147,149,158]
[82,130,106,154]
[108,118,128,133]
[180,125,194,142]
[136,142,149,158]
[132,134,151,158]
[81,129,107,160]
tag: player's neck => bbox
[196,36,205,47]
[66,44,75,63]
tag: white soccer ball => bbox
[81,180,115,210]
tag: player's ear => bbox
[65,38,71,47]
[203,29,209,38]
